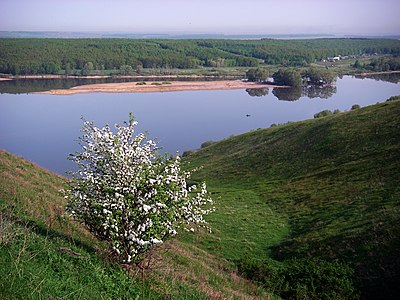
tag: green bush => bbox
[305,67,336,85]
[237,257,359,300]
[246,68,269,82]
[238,258,359,300]
[314,109,333,118]
[182,150,195,157]
[351,104,361,110]
[272,68,302,87]
[200,141,216,149]
[386,95,400,102]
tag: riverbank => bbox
[5,74,241,80]
[355,70,400,76]
[36,80,281,95]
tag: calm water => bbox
[1,75,399,175]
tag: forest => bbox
[1,38,400,75]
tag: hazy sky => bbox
[0,0,399,35]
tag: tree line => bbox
[246,66,337,86]
[0,38,399,75]
[353,56,400,71]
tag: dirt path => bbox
[36,80,282,95]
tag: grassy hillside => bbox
[0,150,269,299]
[1,99,399,299]
[184,99,400,299]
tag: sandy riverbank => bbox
[36,80,282,95]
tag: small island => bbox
[35,80,283,95]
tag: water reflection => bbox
[247,73,400,101]
[272,86,303,101]
[245,88,269,97]
[247,85,337,101]
[355,73,400,84]
[303,85,337,99]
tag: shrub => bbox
[270,121,293,128]
[386,95,400,102]
[351,104,361,110]
[305,67,336,85]
[64,114,214,263]
[237,257,359,300]
[182,150,195,157]
[245,68,269,82]
[201,140,216,149]
[272,69,302,87]
[136,81,146,85]
[314,109,333,118]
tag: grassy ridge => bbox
[184,100,400,299]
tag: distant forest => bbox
[1,38,400,75]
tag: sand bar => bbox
[36,80,282,95]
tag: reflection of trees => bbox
[245,88,269,97]
[272,86,302,101]
[302,85,337,99]
[355,73,400,84]
[272,84,337,101]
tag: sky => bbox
[0,0,399,35]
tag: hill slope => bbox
[0,150,269,299]
[185,100,400,299]
[1,100,399,299]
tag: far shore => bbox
[4,74,241,80]
[35,80,284,95]
[355,70,400,76]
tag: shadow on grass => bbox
[12,215,98,256]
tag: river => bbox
[0,75,399,175]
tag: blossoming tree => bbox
[64,114,213,263]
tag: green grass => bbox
[183,99,400,299]
[1,99,399,299]
[0,151,146,299]
[0,150,270,299]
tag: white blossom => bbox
[64,114,214,263]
